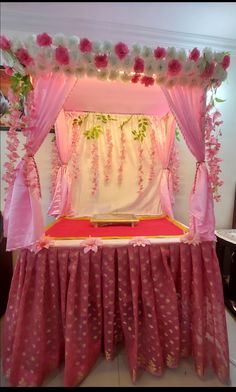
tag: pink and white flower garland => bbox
[50,136,61,198]
[205,101,223,202]
[169,144,180,195]
[129,237,151,247]
[0,33,230,88]
[80,237,103,253]
[148,127,158,184]
[104,128,113,184]
[137,143,145,194]
[2,90,21,200]
[71,123,81,181]
[117,125,126,186]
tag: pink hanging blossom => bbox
[118,125,126,185]
[50,137,61,198]
[71,122,81,181]
[80,38,92,53]
[94,54,108,69]
[4,66,13,76]
[129,237,151,247]
[16,48,34,66]
[169,144,180,194]
[0,35,11,50]
[30,235,53,253]
[91,140,99,195]
[221,55,230,70]
[189,48,200,62]
[181,232,201,246]
[137,143,144,194]
[55,46,70,65]
[141,76,155,87]
[104,128,113,184]
[148,128,157,184]
[154,47,166,59]
[134,57,144,73]
[114,42,129,60]
[80,237,103,253]
[168,59,182,76]
[36,33,52,46]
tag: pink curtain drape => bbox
[48,109,75,217]
[3,73,77,251]
[161,85,215,241]
[154,112,176,217]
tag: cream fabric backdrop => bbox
[65,112,163,216]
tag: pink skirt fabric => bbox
[3,242,229,386]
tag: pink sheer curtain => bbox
[154,112,176,217]
[48,109,74,217]
[161,85,215,241]
[3,73,77,251]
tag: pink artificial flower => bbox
[114,42,129,60]
[141,75,155,87]
[31,236,52,253]
[154,47,166,59]
[168,59,182,76]
[181,232,201,246]
[36,33,52,46]
[4,66,13,76]
[80,237,103,254]
[129,237,151,247]
[55,45,70,65]
[131,73,141,83]
[0,35,11,50]
[16,48,34,66]
[221,54,230,70]
[94,53,108,68]
[80,38,92,53]
[189,47,200,62]
[134,57,144,73]
[201,62,215,78]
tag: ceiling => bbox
[1,2,236,115]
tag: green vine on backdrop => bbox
[10,72,33,98]
[84,125,103,139]
[96,114,116,123]
[72,113,89,127]
[120,115,133,130]
[132,117,150,142]
[175,127,181,142]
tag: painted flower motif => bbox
[134,57,144,73]
[80,38,92,53]
[94,53,108,68]
[181,232,201,246]
[129,237,151,247]
[141,75,155,87]
[201,62,215,78]
[154,46,166,59]
[55,46,70,65]
[114,42,129,60]
[221,54,230,70]
[168,59,182,76]
[16,48,34,66]
[36,33,52,46]
[189,47,200,62]
[0,35,11,50]
[80,237,103,254]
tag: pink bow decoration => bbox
[129,237,151,247]
[29,236,53,253]
[180,232,201,246]
[80,237,103,254]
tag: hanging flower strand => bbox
[50,135,61,198]
[148,127,158,184]
[118,116,132,185]
[104,128,113,184]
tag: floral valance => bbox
[0,33,230,88]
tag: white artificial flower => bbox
[43,46,53,59]
[26,34,36,46]
[203,47,213,62]
[68,36,80,48]
[102,41,113,52]
[184,59,195,73]
[156,59,167,74]
[53,33,66,46]
[177,48,187,62]
[213,64,227,81]
[11,37,23,52]
[196,57,206,72]
[108,70,119,80]
[26,42,39,57]
[145,61,155,76]
[214,52,225,63]
[142,46,152,58]
[109,55,118,66]
[93,41,101,53]
[70,50,80,62]
[132,44,141,55]
[166,47,176,59]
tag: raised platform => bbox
[45,215,187,241]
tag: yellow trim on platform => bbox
[45,214,189,240]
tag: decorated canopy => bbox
[0,33,230,251]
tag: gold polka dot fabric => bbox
[2,242,229,386]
